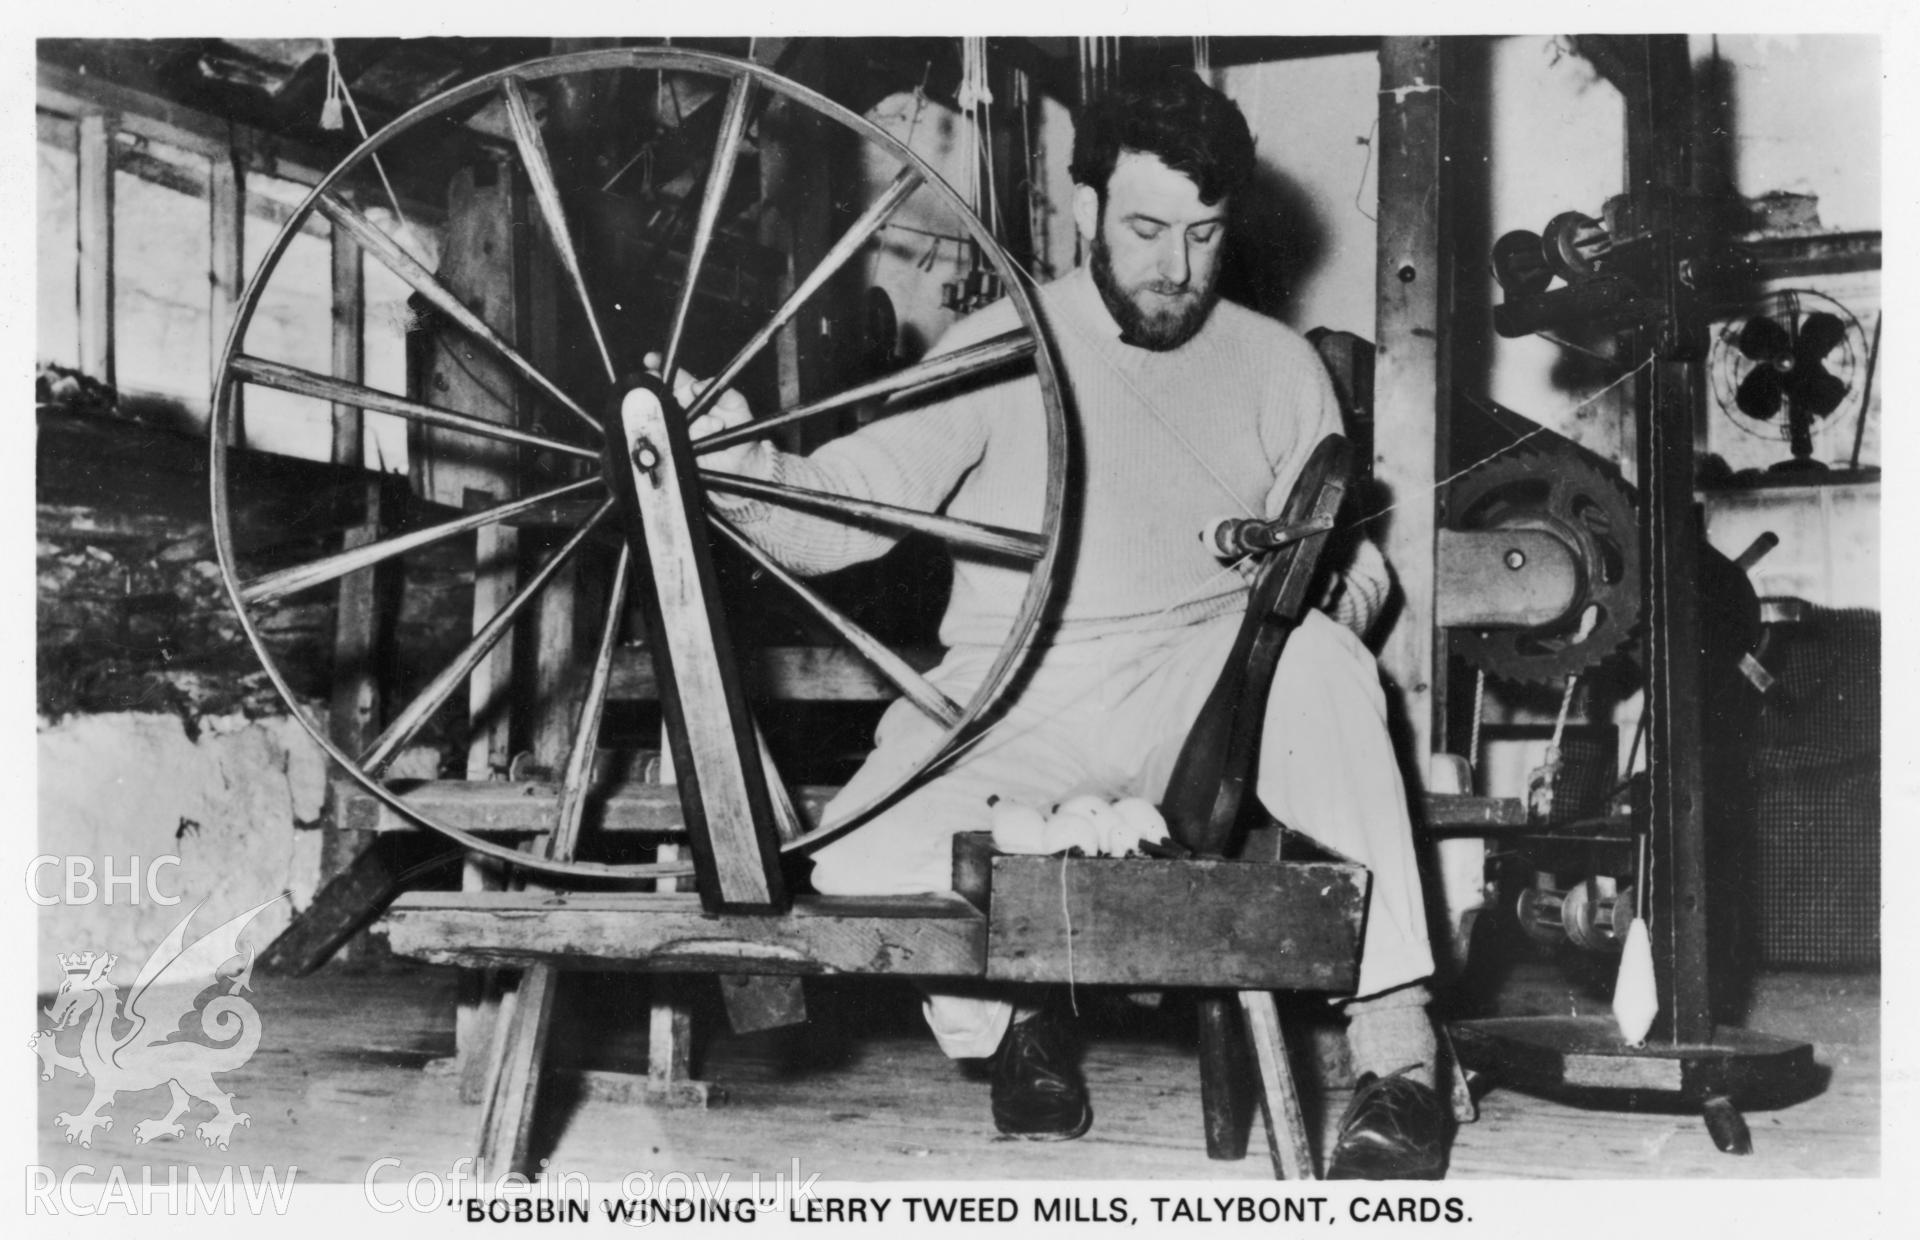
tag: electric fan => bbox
[1708,289,1869,473]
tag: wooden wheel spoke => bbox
[701,471,1045,562]
[663,76,755,380]
[239,478,603,605]
[551,544,630,856]
[684,166,924,423]
[752,722,805,845]
[230,355,598,462]
[360,500,615,774]
[694,329,1036,454]
[708,513,961,727]
[502,77,618,384]
[316,191,601,435]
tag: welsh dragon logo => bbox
[31,897,281,1150]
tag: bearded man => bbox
[669,73,1453,1180]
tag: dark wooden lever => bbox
[1161,434,1355,860]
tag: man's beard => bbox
[1089,230,1221,352]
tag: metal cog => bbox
[1446,447,1641,684]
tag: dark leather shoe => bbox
[989,1012,1092,1140]
[1326,1069,1452,1179]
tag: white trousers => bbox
[809,608,1436,1058]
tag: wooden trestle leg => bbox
[476,374,803,1168]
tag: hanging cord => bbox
[1192,36,1212,80]
[1060,857,1079,1015]
[959,37,999,238]
[902,61,932,154]
[1526,672,1581,821]
[1352,117,1380,223]
[1011,68,1050,279]
[322,39,416,249]
[1349,357,1654,536]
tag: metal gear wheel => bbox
[1446,447,1641,684]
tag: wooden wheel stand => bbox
[382,433,1372,1179]
[1449,35,1818,1153]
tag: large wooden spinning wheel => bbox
[210,49,1071,890]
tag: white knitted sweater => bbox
[718,265,1390,648]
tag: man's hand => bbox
[643,351,756,476]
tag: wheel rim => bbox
[210,48,1071,882]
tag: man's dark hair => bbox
[1068,73,1257,206]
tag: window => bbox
[37,116,79,368]
[241,172,334,460]
[359,206,436,475]
[111,135,213,422]
[40,97,435,476]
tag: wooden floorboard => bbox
[34,965,1877,1183]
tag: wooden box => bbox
[950,832,1368,992]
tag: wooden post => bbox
[465,515,520,782]
[76,113,114,390]
[210,152,245,445]
[326,225,386,888]
[756,60,836,454]
[1371,36,1453,774]
[520,161,583,776]
[645,843,712,1108]
[1621,36,1715,1048]
[329,229,367,472]
[419,157,528,1096]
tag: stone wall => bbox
[35,407,474,991]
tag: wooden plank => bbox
[257,832,448,975]
[608,644,939,702]
[613,384,786,913]
[950,836,1368,991]
[1451,1016,1818,1097]
[1240,989,1318,1180]
[76,112,113,389]
[383,892,988,977]
[1423,793,1527,829]
[341,778,834,837]
[346,780,1520,841]
[1371,35,1452,772]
